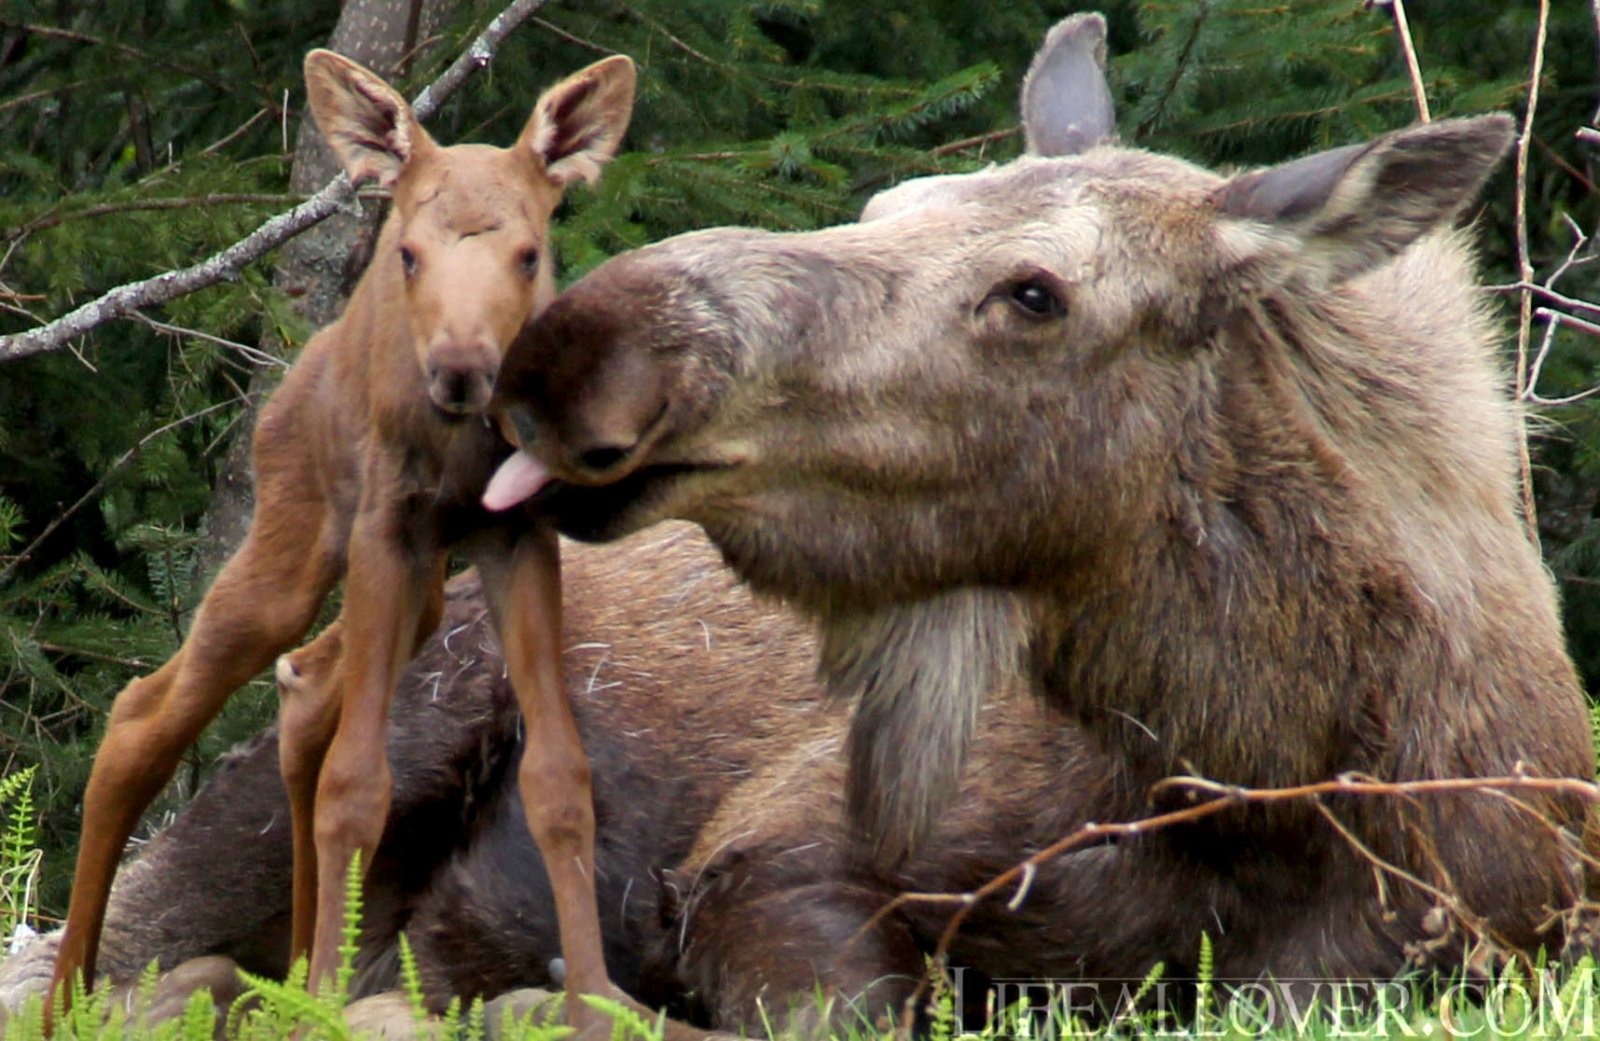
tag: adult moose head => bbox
[51,47,635,1036]
[489,9,1599,979]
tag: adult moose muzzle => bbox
[489,10,1600,986]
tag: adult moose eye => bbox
[1010,279,1065,318]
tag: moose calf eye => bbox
[1010,280,1065,318]
[399,246,418,277]
[519,249,540,276]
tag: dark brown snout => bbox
[495,252,682,483]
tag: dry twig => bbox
[1511,0,1551,546]
[880,771,1600,1034]
[1369,0,1430,123]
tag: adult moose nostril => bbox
[577,444,632,474]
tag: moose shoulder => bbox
[490,11,1599,988]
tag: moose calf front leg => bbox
[304,518,437,995]
[479,529,607,1038]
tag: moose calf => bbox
[52,48,636,1034]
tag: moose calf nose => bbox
[428,363,494,416]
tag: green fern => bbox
[177,987,216,1041]
[463,995,487,1041]
[398,933,430,1030]
[1194,931,1215,1035]
[0,767,41,945]
[332,848,363,1003]
[582,994,662,1041]
[924,958,957,1041]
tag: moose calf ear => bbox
[303,49,431,189]
[1021,12,1117,157]
[521,55,637,187]
[1215,114,1515,284]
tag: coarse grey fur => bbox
[821,587,1029,863]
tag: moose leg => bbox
[475,528,608,1038]
[304,510,440,993]
[276,620,345,967]
[50,504,340,1010]
[279,563,443,968]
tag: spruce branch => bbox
[0,399,238,587]
[0,19,241,105]
[4,195,307,240]
[0,0,556,366]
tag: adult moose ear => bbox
[1214,115,1515,285]
[1021,12,1117,157]
[520,55,637,187]
[303,49,434,189]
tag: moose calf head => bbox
[305,48,635,416]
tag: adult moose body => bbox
[488,9,1600,1017]
[52,48,636,1033]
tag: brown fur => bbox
[50,48,636,1032]
[5,526,1098,1037]
[489,8,1600,1023]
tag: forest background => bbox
[1,0,1598,921]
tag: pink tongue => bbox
[483,451,552,512]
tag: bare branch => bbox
[1535,308,1600,343]
[1512,0,1551,547]
[0,183,360,365]
[131,313,290,371]
[409,0,556,122]
[0,0,556,366]
[881,771,1600,1034]
[1369,0,1431,123]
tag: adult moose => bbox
[489,8,1600,1012]
[51,48,636,1034]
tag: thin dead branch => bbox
[0,0,555,366]
[1369,0,1430,123]
[1512,0,1551,547]
[1500,216,1600,407]
[881,771,1600,1034]
[131,313,290,371]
